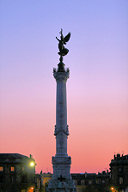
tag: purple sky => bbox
[0,0,128,173]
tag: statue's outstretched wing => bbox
[64,33,71,43]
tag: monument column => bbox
[52,68,71,180]
[48,29,76,192]
[54,70,69,157]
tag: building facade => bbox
[110,154,128,192]
[0,153,36,192]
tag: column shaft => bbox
[56,80,67,156]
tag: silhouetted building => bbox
[110,154,128,192]
[71,171,110,186]
[96,171,110,185]
[35,173,43,192]
[71,171,110,192]
[41,172,52,186]
[0,153,36,192]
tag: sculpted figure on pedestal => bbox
[56,29,71,63]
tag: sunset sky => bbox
[0,0,128,173]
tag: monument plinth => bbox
[48,29,76,192]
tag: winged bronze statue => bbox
[56,29,71,62]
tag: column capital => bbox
[53,69,69,81]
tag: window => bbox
[22,175,27,183]
[88,180,92,184]
[102,180,105,184]
[22,167,24,171]
[81,180,85,185]
[73,180,77,185]
[119,177,123,184]
[118,167,123,172]
[0,167,3,172]
[0,175,4,183]
[96,179,99,184]
[11,166,15,172]
[10,176,14,183]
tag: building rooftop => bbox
[0,153,32,163]
[110,154,128,166]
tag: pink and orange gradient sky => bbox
[0,0,128,173]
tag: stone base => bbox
[47,155,76,192]
[52,156,71,179]
[48,178,76,192]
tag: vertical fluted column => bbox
[54,70,69,157]
[48,66,76,191]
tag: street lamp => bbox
[28,186,34,192]
[29,161,35,167]
[110,186,118,192]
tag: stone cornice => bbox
[53,68,69,81]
